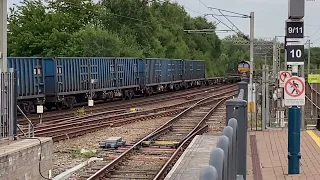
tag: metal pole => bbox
[249,12,254,123]
[284,36,287,70]
[88,59,92,100]
[262,65,266,129]
[0,0,7,72]
[273,38,277,80]
[288,106,301,174]
[308,39,311,74]
[266,65,270,127]
[301,65,305,130]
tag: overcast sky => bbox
[8,0,320,47]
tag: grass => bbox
[75,106,86,116]
[70,148,97,158]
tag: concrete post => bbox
[216,135,229,180]
[223,126,234,180]
[288,106,301,174]
[209,148,224,180]
[228,118,238,180]
[0,0,7,72]
[238,81,248,101]
[225,99,248,179]
[200,165,218,180]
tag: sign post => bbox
[285,0,305,175]
[279,70,292,87]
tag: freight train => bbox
[7,57,241,114]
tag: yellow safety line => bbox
[306,130,320,148]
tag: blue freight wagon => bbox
[138,58,184,95]
[7,57,46,113]
[182,60,205,86]
[43,57,140,110]
[91,57,140,100]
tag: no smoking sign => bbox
[279,70,292,87]
[284,76,305,106]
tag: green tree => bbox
[8,0,254,77]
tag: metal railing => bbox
[200,84,248,180]
[305,83,320,128]
[0,69,17,140]
[17,105,34,137]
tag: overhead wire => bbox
[208,7,249,18]
[198,0,223,27]
[48,0,235,36]
[198,0,250,40]
[49,0,218,30]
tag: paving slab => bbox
[165,135,219,180]
[247,130,320,180]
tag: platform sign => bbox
[284,76,305,106]
[286,21,304,39]
[308,74,320,84]
[286,44,304,65]
[279,70,292,87]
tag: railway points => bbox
[80,87,236,179]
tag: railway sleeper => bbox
[110,170,158,174]
[108,174,153,179]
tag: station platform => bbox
[165,135,219,180]
[247,130,320,180]
[165,130,320,180]
[0,137,53,180]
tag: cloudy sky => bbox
[8,0,320,47]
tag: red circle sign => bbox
[284,77,305,97]
[280,71,291,82]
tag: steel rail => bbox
[87,91,234,180]
[153,97,227,179]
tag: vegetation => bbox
[70,148,97,158]
[8,0,253,77]
[75,107,86,116]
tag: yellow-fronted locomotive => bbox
[237,60,250,73]
[237,60,250,78]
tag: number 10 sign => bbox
[286,44,304,65]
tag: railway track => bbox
[20,85,237,141]
[18,84,233,126]
[78,89,235,179]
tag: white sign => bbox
[284,76,305,106]
[279,71,292,87]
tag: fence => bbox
[200,80,248,180]
[0,69,17,140]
